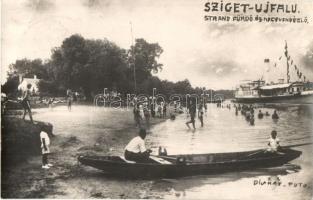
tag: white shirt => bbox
[40,131,50,147]
[268,137,280,151]
[125,136,146,153]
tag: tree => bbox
[8,58,48,79]
[130,38,163,84]
[1,76,19,96]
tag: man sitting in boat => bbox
[267,130,281,152]
[124,129,152,162]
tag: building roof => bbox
[22,78,40,83]
[260,83,292,90]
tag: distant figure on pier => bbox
[21,83,33,123]
[272,110,279,120]
[267,130,281,152]
[258,110,264,119]
[124,129,152,162]
[186,101,196,130]
[170,113,176,120]
[198,104,204,127]
[66,89,73,111]
[265,111,270,116]
[235,107,238,115]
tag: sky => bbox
[2,0,313,89]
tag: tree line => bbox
[1,34,234,100]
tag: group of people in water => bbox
[185,100,206,130]
[13,86,283,165]
[125,100,283,163]
[234,104,280,125]
[133,100,169,129]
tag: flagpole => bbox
[285,40,290,83]
[130,22,137,94]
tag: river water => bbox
[148,103,313,200]
[32,103,313,199]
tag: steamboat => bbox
[235,42,313,104]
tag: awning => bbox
[260,83,292,90]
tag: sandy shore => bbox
[2,106,170,198]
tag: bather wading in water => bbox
[186,101,196,130]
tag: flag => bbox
[294,65,297,70]
[288,56,291,60]
[278,56,282,60]
[274,63,277,67]
[291,60,293,65]
[264,58,270,63]
[299,72,302,78]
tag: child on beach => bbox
[66,89,72,111]
[40,128,53,169]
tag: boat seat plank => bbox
[150,156,172,164]
[119,156,136,163]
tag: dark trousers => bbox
[124,150,150,162]
[22,100,33,122]
[199,115,203,127]
[186,115,195,129]
[42,154,48,165]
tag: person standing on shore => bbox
[163,102,167,118]
[48,98,54,110]
[150,102,155,118]
[40,128,53,169]
[66,89,72,111]
[143,104,150,129]
[21,83,33,123]
[133,104,142,128]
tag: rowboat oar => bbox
[282,142,313,148]
[246,142,313,157]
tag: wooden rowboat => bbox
[78,148,301,178]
